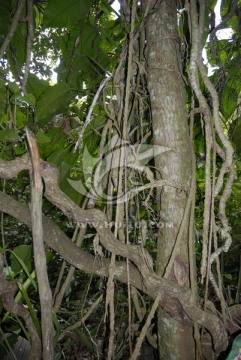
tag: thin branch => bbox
[26,128,54,360]
[22,0,34,94]
[188,0,213,284]
[0,0,25,59]
[131,293,161,360]
[106,253,116,360]
[74,76,113,151]
[53,225,86,313]
[58,294,103,341]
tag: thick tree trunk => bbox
[144,0,194,358]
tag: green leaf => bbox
[9,82,21,95]
[38,128,66,158]
[223,273,232,280]
[47,147,68,166]
[35,83,73,126]
[36,130,51,144]
[0,129,21,142]
[67,178,87,197]
[16,111,26,129]
[21,93,36,107]
[42,0,91,28]
[14,270,36,304]
[57,22,108,89]
[52,311,61,342]
[9,245,34,275]
[60,162,83,204]
[26,74,49,100]
[48,143,78,167]
[19,285,41,337]
[220,49,227,64]
[9,93,36,107]
[221,86,238,117]
[221,0,232,17]
[83,114,106,149]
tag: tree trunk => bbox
[144,0,195,358]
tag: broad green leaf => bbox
[38,128,67,158]
[79,114,106,158]
[16,111,26,129]
[9,82,21,95]
[21,93,36,107]
[67,178,87,196]
[60,162,83,204]
[57,22,109,88]
[14,270,36,304]
[48,143,78,167]
[0,129,21,143]
[14,143,26,155]
[221,86,238,117]
[42,0,91,28]
[26,74,49,100]
[57,66,84,91]
[82,142,99,169]
[11,93,35,106]
[36,130,51,144]
[9,245,34,274]
[47,147,68,166]
[9,246,37,290]
[35,83,73,126]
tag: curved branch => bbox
[0,155,228,354]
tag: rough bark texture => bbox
[144,0,194,358]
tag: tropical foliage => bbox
[0,0,241,359]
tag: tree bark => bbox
[144,0,194,358]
